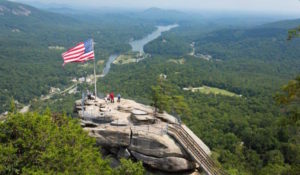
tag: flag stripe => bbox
[62,43,84,55]
[62,47,85,57]
[67,43,84,52]
[63,51,85,60]
[63,48,85,57]
[64,51,94,63]
[79,54,95,61]
[78,51,95,60]
[62,39,94,65]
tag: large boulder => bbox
[131,114,156,125]
[131,151,196,172]
[129,127,188,158]
[75,97,212,173]
[156,112,179,124]
[84,125,131,147]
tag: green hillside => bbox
[0,0,299,174]
[96,18,300,174]
[0,0,155,113]
[260,18,300,29]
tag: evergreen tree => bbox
[9,98,16,114]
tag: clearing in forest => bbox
[183,86,241,97]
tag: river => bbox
[101,24,179,77]
[102,54,118,76]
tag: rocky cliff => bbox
[74,97,212,173]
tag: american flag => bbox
[62,39,95,66]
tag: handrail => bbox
[168,124,227,175]
[168,127,216,175]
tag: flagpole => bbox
[92,39,97,99]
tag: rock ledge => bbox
[75,97,211,173]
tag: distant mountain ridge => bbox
[138,7,188,23]
[0,0,77,32]
[0,0,34,16]
[142,7,185,16]
[258,18,300,29]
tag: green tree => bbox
[265,150,284,165]
[170,95,191,118]
[0,112,112,174]
[151,77,190,118]
[258,164,289,175]
[275,76,300,122]
[151,77,172,113]
[0,111,146,175]
[9,98,16,113]
[113,159,145,175]
[288,26,300,40]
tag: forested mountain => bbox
[0,0,299,174]
[95,17,300,174]
[0,0,156,113]
[138,7,188,23]
[194,21,300,61]
[144,18,300,92]
[260,18,300,29]
[0,0,77,32]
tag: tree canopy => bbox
[288,26,300,40]
[0,111,145,175]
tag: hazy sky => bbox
[13,0,300,14]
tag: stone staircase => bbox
[168,124,227,175]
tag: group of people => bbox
[105,92,121,103]
[86,89,121,103]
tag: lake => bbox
[129,24,179,54]
[102,24,178,76]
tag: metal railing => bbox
[168,124,227,175]
[131,124,168,136]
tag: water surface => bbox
[129,24,179,54]
[102,54,118,76]
[102,24,178,77]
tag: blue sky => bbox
[12,0,300,15]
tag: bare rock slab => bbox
[129,128,188,158]
[131,151,196,172]
[131,114,156,125]
[132,109,148,115]
[85,126,131,147]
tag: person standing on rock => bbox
[110,92,114,103]
[117,93,121,103]
[105,93,109,104]
[87,90,92,100]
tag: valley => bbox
[0,0,299,174]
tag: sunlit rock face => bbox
[0,5,31,16]
[75,97,210,172]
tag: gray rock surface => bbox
[131,114,156,125]
[75,97,211,172]
[117,148,131,159]
[129,128,188,158]
[86,125,131,147]
[131,151,196,172]
[132,109,148,115]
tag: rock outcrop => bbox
[75,97,211,173]
[0,4,31,16]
